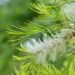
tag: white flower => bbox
[23,29,74,63]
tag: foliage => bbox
[0,0,35,75]
[6,0,75,75]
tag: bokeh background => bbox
[0,0,37,74]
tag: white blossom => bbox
[23,29,74,63]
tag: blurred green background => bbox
[0,0,36,74]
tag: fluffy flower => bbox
[24,29,74,63]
